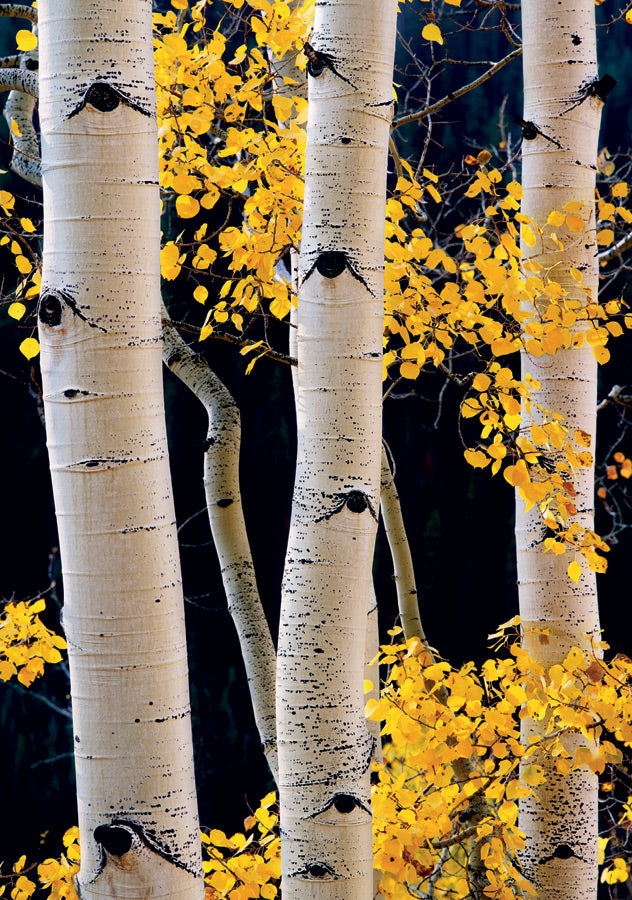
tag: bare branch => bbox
[393,47,522,130]
[0,66,37,96]
[0,3,37,22]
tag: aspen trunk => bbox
[38,2,202,896]
[277,3,397,899]
[517,3,604,897]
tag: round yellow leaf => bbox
[19,337,39,360]
[568,560,581,583]
[193,285,208,304]
[565,214,585,232]
[422,23,443,44]
[16,30,37,51]
[15,255,32,274]
[8,302,26,320]
[521,225,536,247]
[400,360,420,379]
[547,210,565,227]
[597,228,614,246]
[176,195,200,219]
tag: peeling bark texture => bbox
[277,3,398,899]
[38,3,203,897]
[380,446,426,644]
[161,309,278,782]
[518,2,603,897]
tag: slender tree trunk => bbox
[517,3,604,897]
[276,3,397,899]
[38,2,202,896]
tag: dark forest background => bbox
[0,0,631,868]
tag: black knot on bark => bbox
[553,843,575,860]
[39,293,63,327]
[85,81,120,112]
[333,794,357,814]
[306,863,333,879]
[346,490,368,513]
[25,58,38,71]
[315,251,347,279]
[94,824,133,857]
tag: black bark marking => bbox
[514,117,563,148]
[538,842,586,865]
[292,862,339,881]
[216,498,234,508]
[93,819,198,875]
[94,824,133,857]
[571,33,581,45]
[562,74,616,113]
[24,57,37,70]
[310,793,371,817]
[67,80,152,120]
[63,389,92,398]
[303,42,356,89]
[315,489,378,523]
[39,288,107,332]
[302,251,373,295]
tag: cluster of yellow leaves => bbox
[0,194,41,358]
[369,626,632,900]
[154,0,310,344]
[0,599,66,687]
[1,828,79,900]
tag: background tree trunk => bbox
[38,2,202,896]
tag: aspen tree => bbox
[276,3,397,899]
[37,2,202,896]
[517,2,606,896]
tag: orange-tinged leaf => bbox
[612,182,628,198]
[521,225,536,247]
[597,228,614,246]
[566,214,585,232]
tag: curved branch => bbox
[598,229,632,263]
[0,66,37,96]
[0,3,37,22]
[161,304,278,783]
[392,47,522,130]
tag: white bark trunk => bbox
[277,3,397,899]
[518,3,603,897]
[38,3,202,896]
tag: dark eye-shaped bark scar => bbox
[537,843,586,865]
[67,80,152,119]
[309,793,371,818]
[93,819,198,875]
[561,73,616,113]
[291,862,339,881]
[514,117,563,149]
[303,42,356,89]
[315,489,378,523]
[302,251,374,295]
[38,288,107,332]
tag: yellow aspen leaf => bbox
[193,286,208,304]
[503,461,529,488]
[15,255,32,274]
[19,337,39,360]
[15,30,37,51]
[270,295,291,319]
[498,800,518,826]
[464,448,490,469]
[176,194,200,219]
[10,119,22,137]
[568,560,581,582]
[20,218,36,233]
[574,429,591,447]
[521,225,536,247]
[8,302,26,320]
[593,344,610,364]
[473,373,491,391]
[570,267,583,283]
[421,23,443,44]
[13,856,26,875]
[530,424,547,446]
[506,181,523,200]
[612,182,628,198]
[565,214,585,232]
[505,684,527,706]
[522,764,546,786]
[400,360,420,379]
[597,228,614,246]
[261,887,277,900]
[547,210,565,227]
[171,0,188,7]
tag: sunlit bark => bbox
[277,3,397,899]
[38,2,202,896]
[518,2,604,897]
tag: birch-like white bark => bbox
[161,310,278,782]
[277,4,397,900]
[38,2,202,896]
[518,3,603,897]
